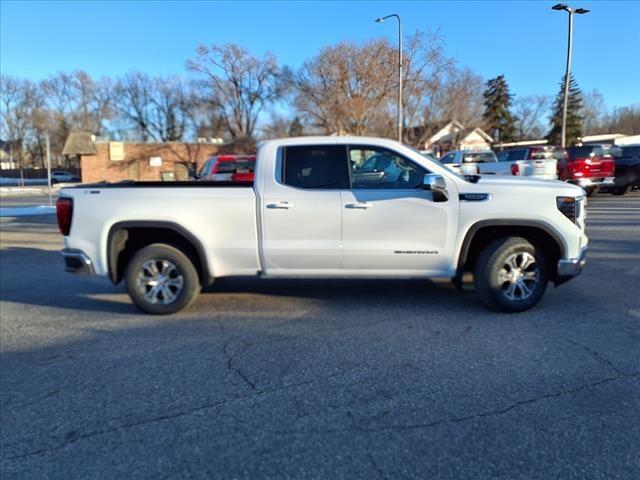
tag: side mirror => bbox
[422,174,448,201]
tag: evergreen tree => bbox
[482,75,518,143]
[546,74,583,146]
[288,116,304,137]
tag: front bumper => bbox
[61,249,95,275]
[557,247,587,278]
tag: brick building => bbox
[63,132,219,183]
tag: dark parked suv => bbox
[602,145,640,195]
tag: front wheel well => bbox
[108,224,210,285]
[459,225,563,281]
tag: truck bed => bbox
[61,183,260,278]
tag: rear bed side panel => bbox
[61,186,260,279]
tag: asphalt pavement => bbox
[1,192,639,479]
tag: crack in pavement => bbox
[215,371,640,437]
[0,372,338,462]
[564,337,636,376]
[223,337,256,390]
[3,369,638,463]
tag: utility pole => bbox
[552,3,589,148]
[375,14,403,143]
[45,133,52,206]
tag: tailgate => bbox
[517,159,557,179]
[585,156,615,177]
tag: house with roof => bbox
[418,121,494,157]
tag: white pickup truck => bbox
[440,149,558,180]
[58,137,587,314]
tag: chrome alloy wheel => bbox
[498,252,539,301]
[136,259,184,304]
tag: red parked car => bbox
[557,145,615,196]
[197,155,256,182]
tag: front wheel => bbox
[584,186,597,197]
[125,243,201,314]
[474,237,549,313]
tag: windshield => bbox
[402,144,471,182]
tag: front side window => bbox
[349,145,427,189]
[282,145,350,189]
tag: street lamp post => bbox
[375,14,403,143]
[552,3,589,148]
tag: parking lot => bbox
[1,192,639,478]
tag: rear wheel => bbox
[125,243,201,314]
[474,237,549,313]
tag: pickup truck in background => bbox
[440,149,557,179]
[196,154,256,182]
[495,146,559,180]
[558,145,616,196]
[604,144,640,195]
[57,137,588,315]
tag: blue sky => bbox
[1,0,639,109]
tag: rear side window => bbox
[621,146,640,158]
[568,146,602,158]
[216,158,256,174]
[462,152,496,163]
[509,149,527,161]
[283,145,350,189]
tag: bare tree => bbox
[187,44,283,141]
[513,94,551,140]
[0,76,42,180]
[113,72,195,142]
[291,32,450,141]
[41,70,112,135]
[581,89,607,135]
[603,104,640,135]
[435,68,484,125]
[292,39,398,136]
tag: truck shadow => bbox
[0,246,476,315]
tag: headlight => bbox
[557,196,577,224]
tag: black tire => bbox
[125,243,201,314]
[50,178,58,185]
[474,237,549,313]
[610,186,629,196]
[584,186,597,197]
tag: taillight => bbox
[476,165,480,174]
[56,197,73,236]
[511,163,519,175]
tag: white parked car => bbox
[57,136,587,314]
[441,148,557,180]
[51,170,80,184]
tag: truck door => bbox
[341,145,459,275]
[260,144,349,273]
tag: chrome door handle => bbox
[344,202,372,209]
[266,201,293,209]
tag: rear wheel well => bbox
[460,225,562,281]
[108,225,209,285]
